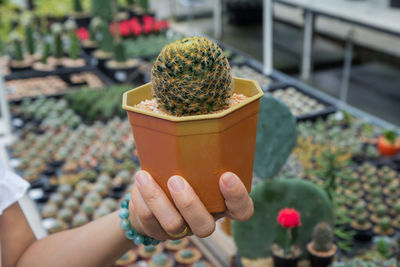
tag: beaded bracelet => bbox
[119,193,161,246]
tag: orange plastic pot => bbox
[377,136,400,157]
[122,78,264,213]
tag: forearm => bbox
[17,211,134,267]
[0,203,36,267]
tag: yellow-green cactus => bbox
[151,37,233,116]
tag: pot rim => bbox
[122,77,264,122]
[306,242,337,258]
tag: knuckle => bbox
[139,208,155,222]
[162,218,185,234]
[194,221,215,238]
[144,187,162,203]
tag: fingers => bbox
[134,171,187,238]
[219,172,254,222]
[168,176,215,238]
[130,184,168,241]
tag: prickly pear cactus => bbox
[232,178,333,259]
[312,222,333,252]
[253,94,297,179]
[151,36,233,116]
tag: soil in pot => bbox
[307,242,337,267]
[62,57,86,68]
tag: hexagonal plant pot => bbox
[122,77,264,213]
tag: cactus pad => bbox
[151,36,233,116]
[232,178,333,259]
[253,94,297,179]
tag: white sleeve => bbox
[0,161,29,215]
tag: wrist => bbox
[118,193,161,246]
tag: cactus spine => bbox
[151,37,233,116]
[312,222,334,252]
[65,20,80,60]
[51,23,63,59]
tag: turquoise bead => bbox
[143,236,153,246]
[134,235,144,245]
[118,208,129,219]
[125,229,137,240]
[120,219,131,231]
[152,239,160,245]
[121,200,129,209]
[124,193,131,201]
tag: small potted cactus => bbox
[307,222,337,267]
[271,208,302,267]
[92,18,114,68]
[71,0,91,28]
[377,130,400,157]
[351,213,372,242]
[105,0,139,82]
[373,217,395,236]
[48,23,64,67]
[9,32,31,71]
[22,15,40,63]
[371,204,388,224]
[122,36,263,212]
[63,19,85,68]
[82,17,102,54]
[33,35,56,72]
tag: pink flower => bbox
[277,208,302,228]
[76,27,89,41]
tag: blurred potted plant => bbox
[9,32,31,71]
[122,36,263,212]
[63,19,85,68]
[71,0,90,28]
[80,17,102,54]
[377,130,400,157]
[272,208,302,267]
[105,0,139,82]
[92,18,113,68]
[32,34,55,72]
[48,23,64,67]
[307,222,337,267]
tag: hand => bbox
[128,171,254,241]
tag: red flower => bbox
[119,21,131,37]
[76,27,89,41]
[277,208,301,228]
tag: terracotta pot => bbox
[122,77,263,213]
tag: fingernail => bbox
[136,171,149,187]
[169,176,185,193]
[221,172,237,188]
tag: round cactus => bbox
[312,222,333,252]
[233,178,333,259]
[379,217,391,232]
[151,36,233,116]
[356,213,368,226]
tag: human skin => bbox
[1,171,253,267]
